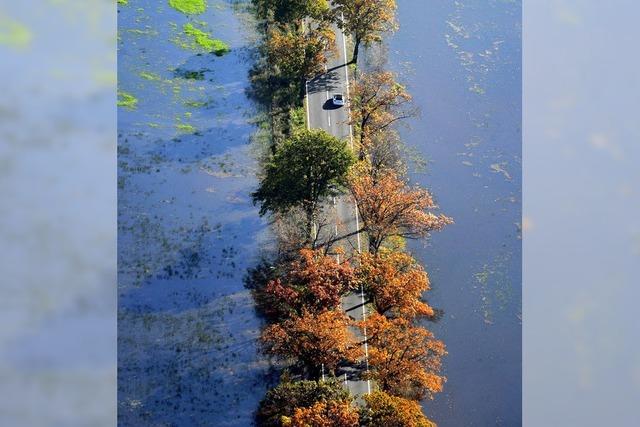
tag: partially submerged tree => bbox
[287,400,360,426]
[261,309,361,374]
[361,391,436,427]
[350,70,416,154]
[257,248,355,319]
[349,168,452,254]
[333,0,398,64]
[362,313,446,400]
[253,129,354,240]
[257,379,351,427]
[358,250,434,319]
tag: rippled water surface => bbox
[386,1,522,425]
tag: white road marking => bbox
[305,80,311,130]
[328,113,331,126]
[341,12,355,151]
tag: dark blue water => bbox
[117,1,270,425]
[387,1,522,425]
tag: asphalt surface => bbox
[305,20,373,398]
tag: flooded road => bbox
[117,1,269,425]
[385,1,522,425]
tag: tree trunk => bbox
[305,204,315,246]
[352,37,361,65]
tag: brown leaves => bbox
[261,309,362,371]
[362,313,446,400]
[286,400,360,427]
[358,250,434,319]
[258,249,356,319]
[350,168,453,253]
[350,70,416,151]
[266,24,336,81]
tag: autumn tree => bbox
[360,391,436,427]
[261,309,361,374]
[266,24,336,94]
[333,0,397,64]
[257,249,355,319]
[362,313,446,400]
[358,250,434,319]
[286,401,360,426]
[350,168,452,254]
[257,379,352,427]
[252,129,354,239]
[350,70,416,155]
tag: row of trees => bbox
[249,0,400,145]
[247,1,451,426]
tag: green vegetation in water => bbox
[175,123,196,133]
[118,0,128,5]
[0,16,32,48]
[168,0,207,15]
[139,71,161,81]
[118,91,138,110]
[182,23,230,55]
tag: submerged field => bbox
[117,1,271,425]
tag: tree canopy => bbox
[257,249,356,319]
[286,400,360,426]
[266,24,336,84]
[350,70,416,154]
[361,391,436,427]
[261,309,361,372]
[363,313,446,400]
[257,379,351,427]
[253,129,354,236]
[358,250,434,319]
[350,167,452,253]
[254,0,330,24]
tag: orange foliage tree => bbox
[333,0,398,64]
[350,71,416,155]
[266,24,336,90]
[261,310,361,373]
[358,250,434,319]
[361,391,436,427]
[362,313,446,400]
[286,401,360,427]
[258,249,355,319]
[350,168,453,254]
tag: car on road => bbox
[332,93,345,107]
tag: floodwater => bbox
[117,1,270,425]
[384,0,522,425]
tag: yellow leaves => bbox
[290,401,359,427]
[364,391,437,427]
[362,313,446,400]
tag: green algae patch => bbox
[0,16,32,48]
[184,23,229,55]
[118,0,128,5]
[140,71,161,81]
[175,123,196,133]
[118,91,138,110]
[169,0,207,15]
[172,22,229,55]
